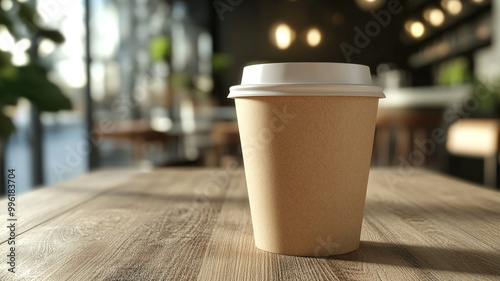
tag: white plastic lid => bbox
[228,62,385,98]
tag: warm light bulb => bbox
[410,21,425,38]
[274,23,294,50]
[355,0,386,11]
[306,28,321,47]
[424,8,445,27]
[442,0,462,15]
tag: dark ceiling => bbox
[176,0,492,103]
[210,0,413,99]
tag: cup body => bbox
[229,63,384,256]
[235,95,378,256]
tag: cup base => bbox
[255,240,360,257]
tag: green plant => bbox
[149,36,171,63]
[0,0,70,137]
[470,78,500,118]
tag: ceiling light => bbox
[272,23,295,50]
[424,8,445,27]
[410,21,425,38]
[306,27,321,47]
[355,0,386,11]
[442,0,462,15]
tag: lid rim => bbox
[228,83,385,99]
[228,94,385,98]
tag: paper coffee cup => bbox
[228,63,385,256]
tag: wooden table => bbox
[1,168,499,280]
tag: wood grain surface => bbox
[0,169,142,242]
[0,167,499,280]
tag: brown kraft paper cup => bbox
[228,63,384,256]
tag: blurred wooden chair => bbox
[447,118,500,187]
[374,109,442,167]
[208,121,241,166]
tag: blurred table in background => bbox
[99,120,169,162]
[375,85,472,167]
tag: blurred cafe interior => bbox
[1,0,500,194]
